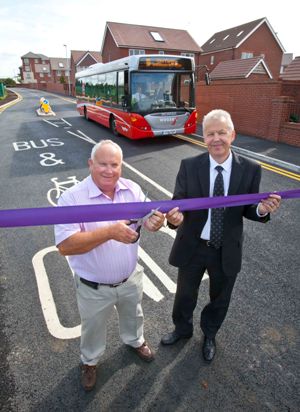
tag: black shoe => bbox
[202,336,216,362]
[161,330,192,345]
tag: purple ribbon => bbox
[0,189,299,228]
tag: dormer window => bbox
[150,31,164,42]
[58,62,64,68]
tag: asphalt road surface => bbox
[0,88,299,411]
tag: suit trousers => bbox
[172,242,238,338]
[74,263,145,365]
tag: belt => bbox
[79,277,128,289]
[199,238,216,248]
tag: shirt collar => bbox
[87,175,128,199]
[209,152,232,173]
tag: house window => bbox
[25,66,30,72]
[181,52,195,58]
[158,50,165,55]
[150,31,164,42]
[58,62,64,68]
[40,73,44,78]
[57,70,61,76]
[209,38,215,44]
[237,31,244,37]
[210,55,215,65]
[25,73,31,80]
[129,49,145,56]
[223,35,229,41]
[35,59,39,63]
[241,52,253,59]
[24,58,29,65]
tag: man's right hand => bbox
[109,221,139,243]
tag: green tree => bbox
[0,78,16,87]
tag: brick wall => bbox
[196,79,300,147]
[196,79,281,137]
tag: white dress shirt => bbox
[201,153,232,240]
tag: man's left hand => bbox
[258,193,281,215]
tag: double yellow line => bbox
[174,134,300,182]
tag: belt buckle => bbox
[110,281,122,288]
[206,240,212,247]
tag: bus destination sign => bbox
[138,57,192,71]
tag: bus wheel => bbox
[84,106,89,120]
[110,117,119,136]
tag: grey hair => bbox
[203,109,234,132]
[90,140,123,160]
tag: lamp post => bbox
[63,44,71,95]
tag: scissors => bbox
[127,207,161,231]
[127,191,160,238]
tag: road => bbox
[0,88,299,411]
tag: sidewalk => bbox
[196,125,300,173]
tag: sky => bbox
[0,0,299,78]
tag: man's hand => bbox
[166,207,184,227]
[258,193,281,215]
[144,210,165,232]
[109,221,139,243]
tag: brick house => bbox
[21,52,51,84]
[70,50,102,95]
[199,17,285,79]
[101,21,202,66]
[20,52,70,91]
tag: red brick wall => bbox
[196,79,281,138]
[279,123,300,146]
[196,79,300,147]
[281,81,300,101]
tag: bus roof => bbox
[75,54,194,79]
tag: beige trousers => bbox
[74,264,144,365]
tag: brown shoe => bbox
[80,364,97,391]
[133,341,155,362]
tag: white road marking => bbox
[67,130,97,145]
[60,118,72,126]
[42,119,59,127]
[139,246,176,293]
[32,246,81,339]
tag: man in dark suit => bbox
[161,109,281,362]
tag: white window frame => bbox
[129,49,145,56]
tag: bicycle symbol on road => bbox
[47,176,80,206]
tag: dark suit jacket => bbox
[169,151,270,274]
